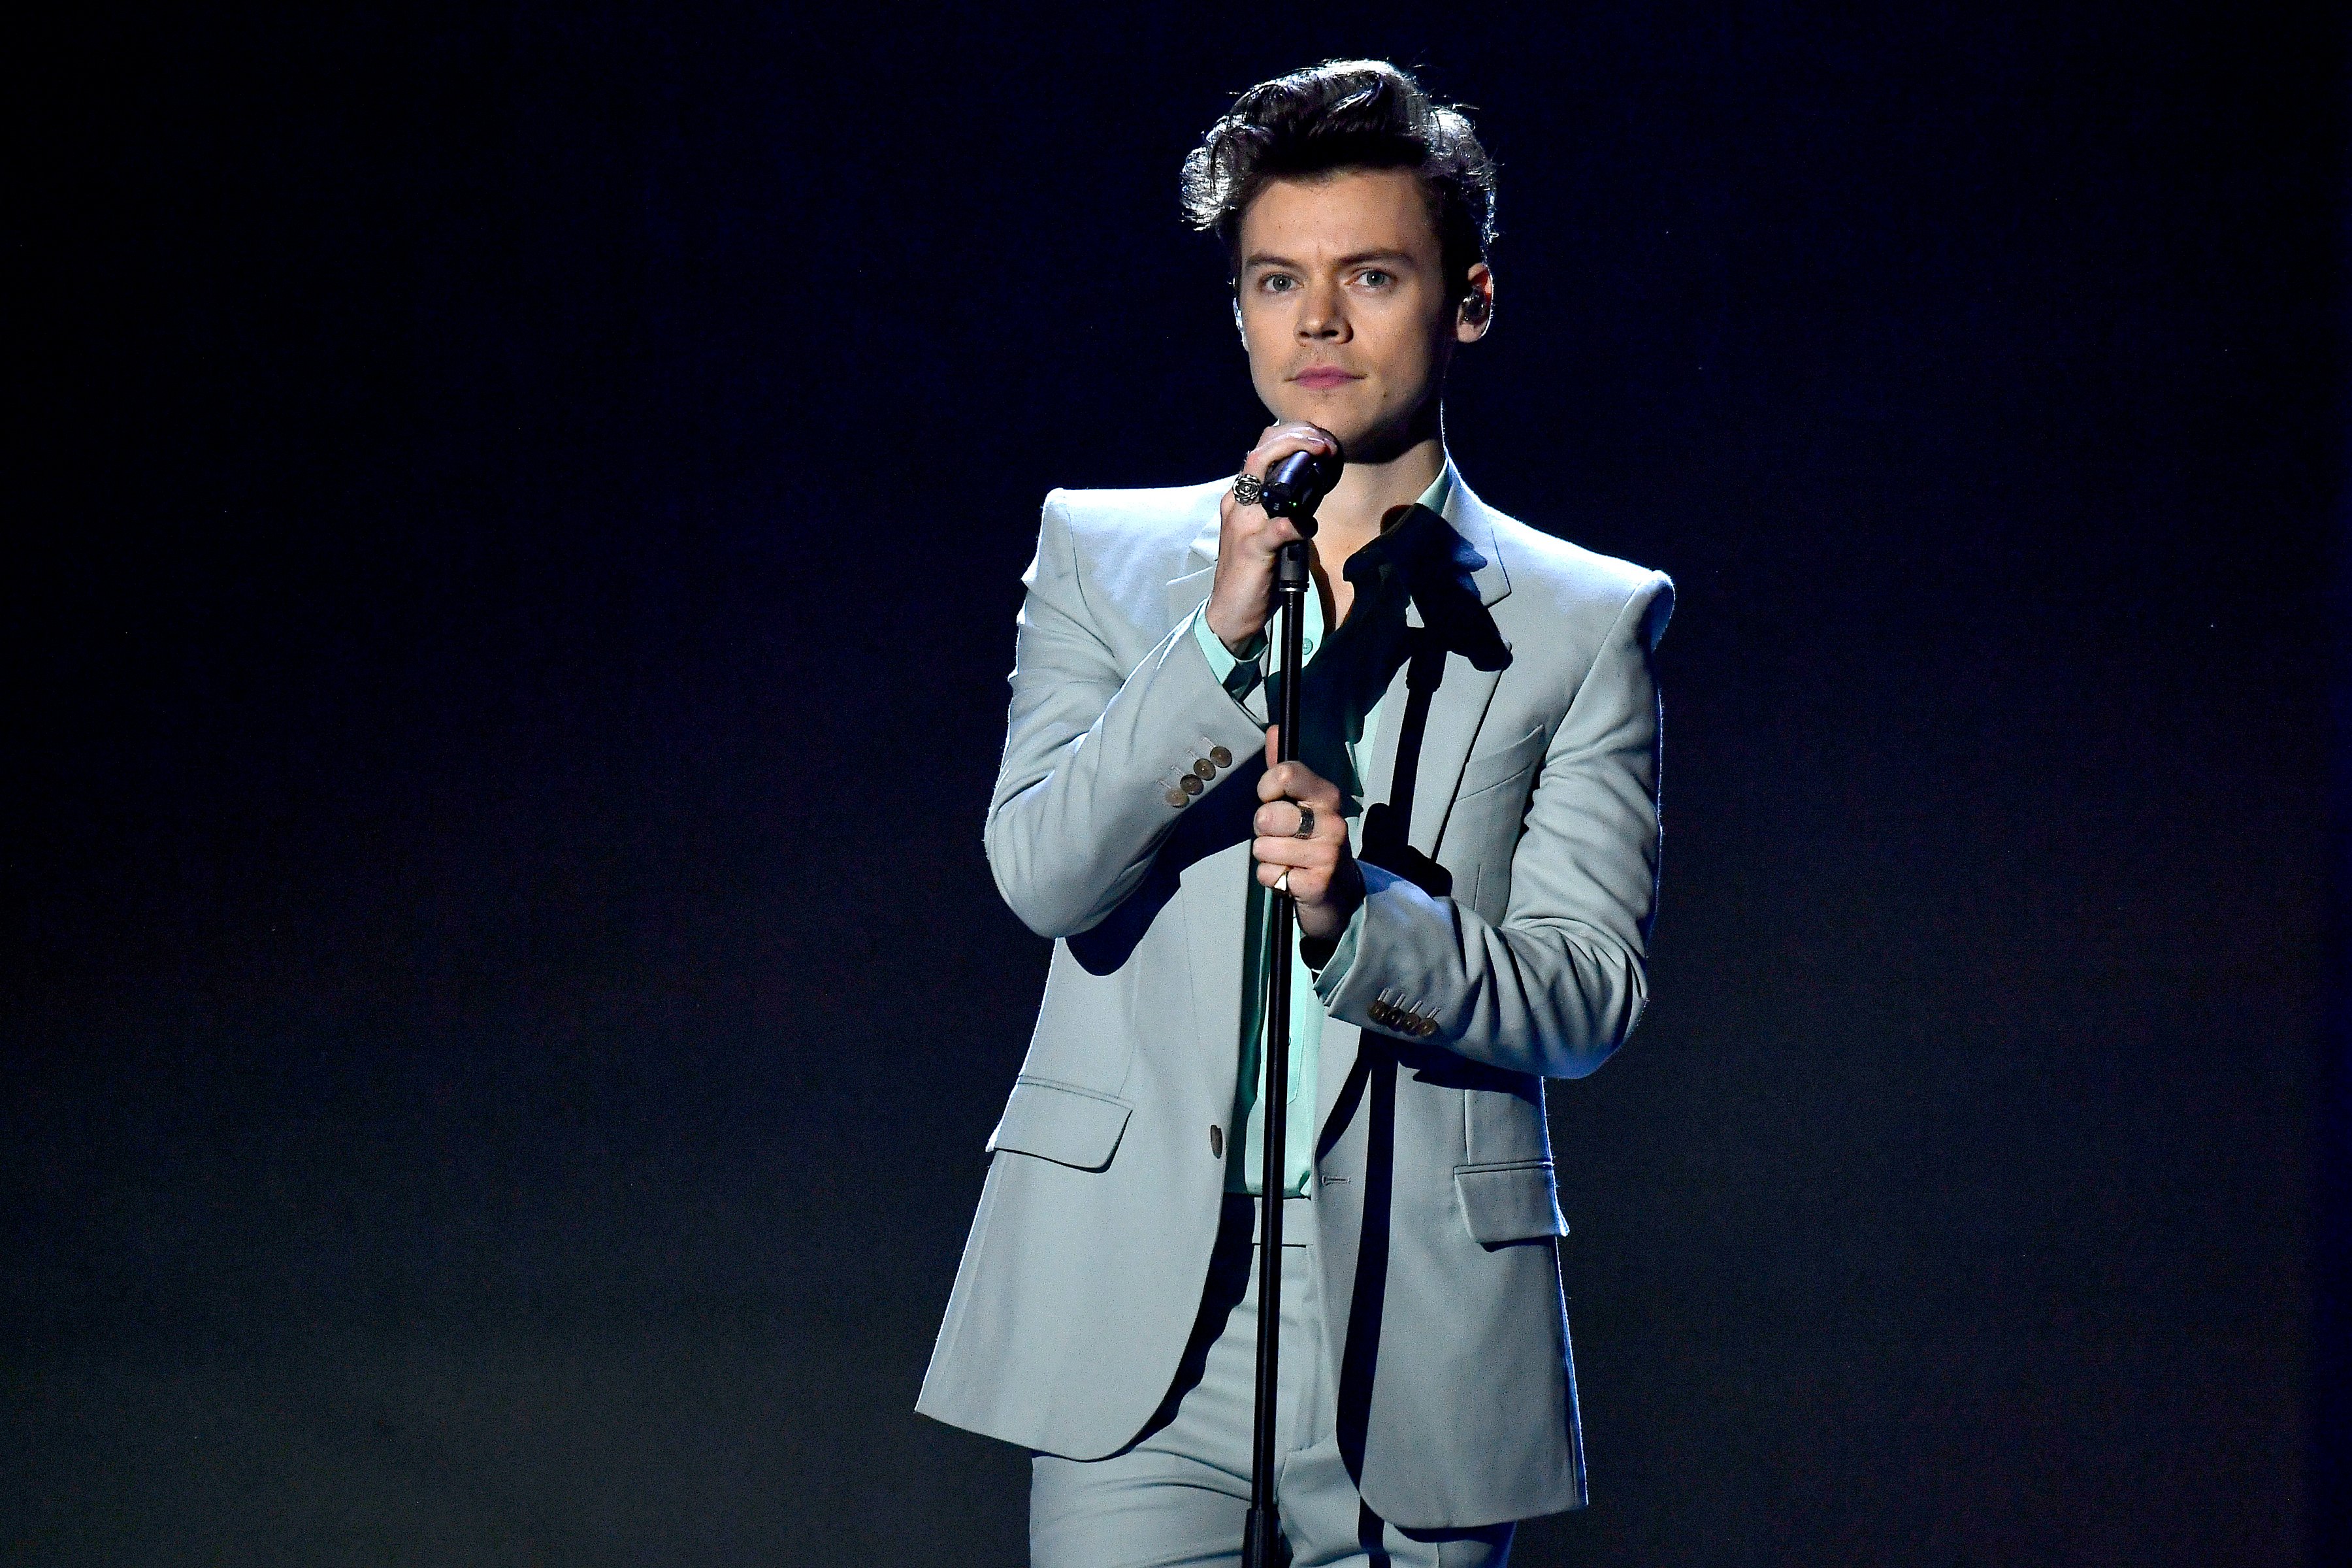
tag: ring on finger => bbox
[1274,869,1290,894]
[1232,472,1265,508]
[1292,806,1316,840]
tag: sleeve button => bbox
[1193,759,1217,781]
[1180,774,1204,796]
[1166,788,1190,809]
[1209,745,1233,768]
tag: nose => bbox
[1296,277,1347,341]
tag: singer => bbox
[919,60,1674,1567]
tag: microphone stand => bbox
[1243,526,1314,1568]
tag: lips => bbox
[1291,366,1362,390]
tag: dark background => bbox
[8,3,2344,1563]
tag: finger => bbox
[1230,495,1312,547]
[1222,491,1307,557]
[1251,836,1328,870]
[1260,420,1339,454]
[1260,760,1345,811]
[1243,425,1341,478]
[1258,859,1327,894]
[1292,770,1345,811]
[1250,425,1333,461]
[1235,514,1305,550]
[1260,727,1281,787]
[1252,800,1307,837]
[1252,800,1334,840]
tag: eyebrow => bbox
[1242,249,1421,270]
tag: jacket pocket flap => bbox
[1454,724,1548,802]
[987,1077,1134,1171]
[1453,1160,1568,1246]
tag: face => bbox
[1234,168,1492,460]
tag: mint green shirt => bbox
[1189,462,1456,1196]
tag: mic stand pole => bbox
[1243,529,1313,1568]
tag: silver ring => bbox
[1274,870,1290,894]
[1232,472,1265,508]
[1292,806,1315,840]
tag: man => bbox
[918,60,1674,1567]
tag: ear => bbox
[1455,262,1495,343]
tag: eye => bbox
[1356,269,1393,289]
[1259,273,1298,293]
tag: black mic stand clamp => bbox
[1243,447,1333,1568]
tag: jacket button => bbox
[1192,758,1217,781]
[1209,1125,1224,1158]
[1180,774,1203,796]
[1416,1017,1439,1037]
[1166,788,1189,809]
[1210,745,1233,768]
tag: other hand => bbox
[1252,728,1364,943]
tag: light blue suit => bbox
[919,468,1673,1531]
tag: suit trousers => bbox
[1029,1194,1515,1568]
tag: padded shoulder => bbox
[1487,509,1674,653]
[1049,479,1226,539]
[1043,480,1226,629]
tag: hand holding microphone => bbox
[1206,422,1344,655]
[1256,447,1343,530]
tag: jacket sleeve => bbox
[1315,572,1674,1079]
[983,492,1270,939]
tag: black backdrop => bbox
[9,4,2345,1563]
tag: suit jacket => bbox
[916,470,1673,1529]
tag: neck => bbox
[1313,431,1445,561]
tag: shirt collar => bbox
[1288,451,1458,654]
[1413,453,1457,521]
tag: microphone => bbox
[1261,446,1343,531]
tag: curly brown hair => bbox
[1180,60,1497,298]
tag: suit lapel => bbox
[1357,655,1414,840]
[1364,478,1514,856]
[1446,473,1512,611]
[1405,653,1506,853]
